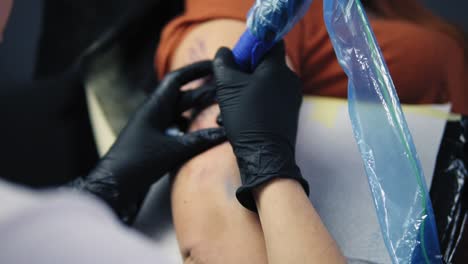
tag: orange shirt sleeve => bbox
[155,0,253,79]
[154,0,305,80]
[299,1,468,115]
[155,0,467,115]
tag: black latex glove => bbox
[213,43,309,211]
[71,61,226,223]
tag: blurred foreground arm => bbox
[0,180,169,264]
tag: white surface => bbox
[88,95,451,263]
[86,88,116,156]
[296,97,449,263]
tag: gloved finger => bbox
[175,115,190,132]
[214,47,249,84]
[178,82,217,113]
[178,127,227,158]
[255,41,288,73]
[216,114,224,126]
[144,61,213,125]
[165,127,226,180]
[152,61,213,101]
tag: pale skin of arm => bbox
[170,19,345,263]
[254,179,346,264]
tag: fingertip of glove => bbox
[199,127,227,142]
[272,40,286,54]
[256,41,287,70]
[183,128,227,154]
[214,47,236,69]
[184,127,227,145]
[215,47,232,59]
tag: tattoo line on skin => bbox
[187,39,209,64]
[182,39,211,91]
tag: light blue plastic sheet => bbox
[323,0,442,263]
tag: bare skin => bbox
[171,20,267,264]
[170,19,344,263]
[172,104,268,264]
[254,179,346,264]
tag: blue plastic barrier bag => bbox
[323,0,442,263]
[233,0,443,262]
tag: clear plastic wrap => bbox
[246,0,313,42]
[233,0,313,70]
[323,0,442,263]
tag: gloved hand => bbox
[213,43,309,211]
[71,61,226,223]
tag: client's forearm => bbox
[254,179,346,264]
[171,105,268,264]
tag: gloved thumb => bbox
[214,47,249,85]
[255,41,287,73]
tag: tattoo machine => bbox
[232,0,313,71]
